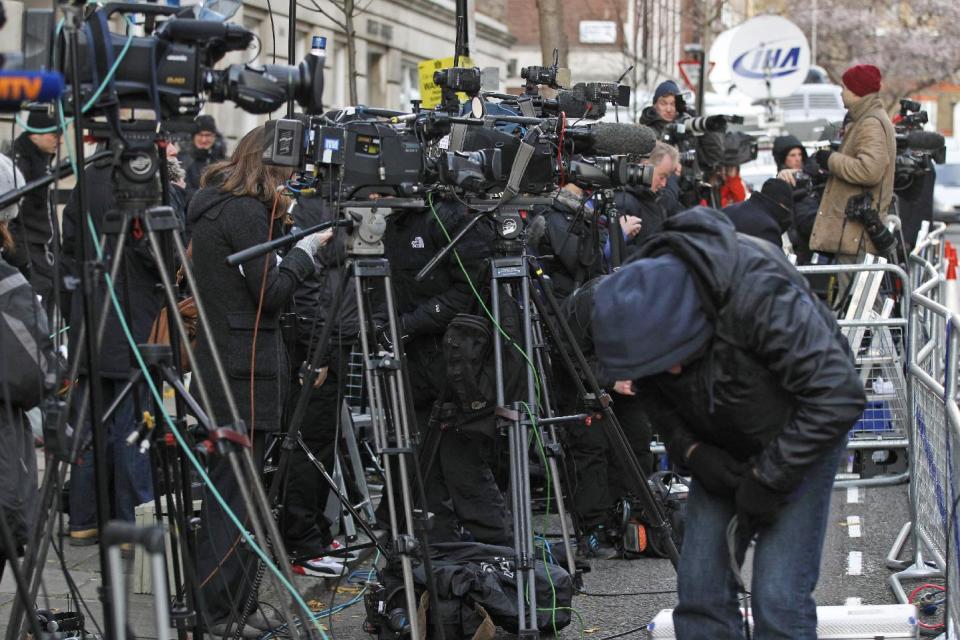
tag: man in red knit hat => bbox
[809,64,896,264]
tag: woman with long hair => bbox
[188,125,331,637]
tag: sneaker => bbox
[292,555,347,578]
[326,538,361,562]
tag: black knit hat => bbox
[25,106,57,131]
[194,115,218,134]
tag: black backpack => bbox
[0,261,56,410]
[441,285,525,434]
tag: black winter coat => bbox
[187,187,315,431]
[9,134,54,245]
[614,185,667,255]
[722,195,790,248]
[291,196,359,363]
[634,209,865,493]
[639,106,725,170]
[381,199,494,407]
[62,162,168,378]
[532,194,607,300]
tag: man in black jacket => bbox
[590,207,865,639]
[179,115,226,204]
[640,81,726,208]
[61,158,165,544]
[613,141,680,259]
[280,195,359,576]
[722,178,794,248]
[9,108,60,311]
[376,195,510,545]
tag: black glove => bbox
[735,472,788,530]
[686,443,746,497]
[815,148,833,170]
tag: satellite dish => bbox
[717,15,811,100]
[708,25,741,95]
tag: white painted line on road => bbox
[847,552,863,576]
[845,596,862,606]
[847,515,862,538]
[847,487,860,504]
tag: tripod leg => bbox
[532,270,680,565]
[528,320,579,581]
[354,269,423,640]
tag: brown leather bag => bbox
[148,242,198,371]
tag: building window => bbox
[400,61,421,111]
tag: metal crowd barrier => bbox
[797,261,912,488]
[885,221,959,636]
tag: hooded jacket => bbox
[187,187,315,430]
[722,193,791,247]
[810,93,896,256]
[772,134,808,170]
[594,207,864,493]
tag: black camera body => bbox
[844,191,896,254]
[56,5,325,122]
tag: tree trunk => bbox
[536,0,568,68]
[344,0,359,104]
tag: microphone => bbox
[0,71,65,112]
[566,122,658,157]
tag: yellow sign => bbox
[417,56,474,109]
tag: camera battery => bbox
[313,126,346,166]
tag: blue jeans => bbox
[673,446,842,640]
[69,378,154,531]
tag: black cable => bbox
[579,589,677,597]
[592,623,649,640]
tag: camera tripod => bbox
[418,195,680,637]
[228,199,449,640]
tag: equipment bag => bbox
[368,542,574,638]
[441,286,525,431]
[616,472,689,559]
[0,262,56,410]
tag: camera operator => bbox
[532,183,607,300]
[373,192,510,546]
[809,65,897,262]
[640,81,726,208]
[774,135,823,264]
[722,178,794,249]
[0,155,50,580]
[590,206,864,638]
[612,141,680,255]
[279,193,358,577]
[186,125,332,635]
[7,107,61,314]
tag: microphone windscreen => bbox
[0,71,64,112]
[905,130,945,152]
[589,122,657,156]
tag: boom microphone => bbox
[0,71,65,112]
[566,122,658,157]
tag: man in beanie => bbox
[809,64,896,259]
[179,114,226,204]
[7,106,61,311]
[586,207,864,638]
[640,80,725,209]
[722,178,794,248]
